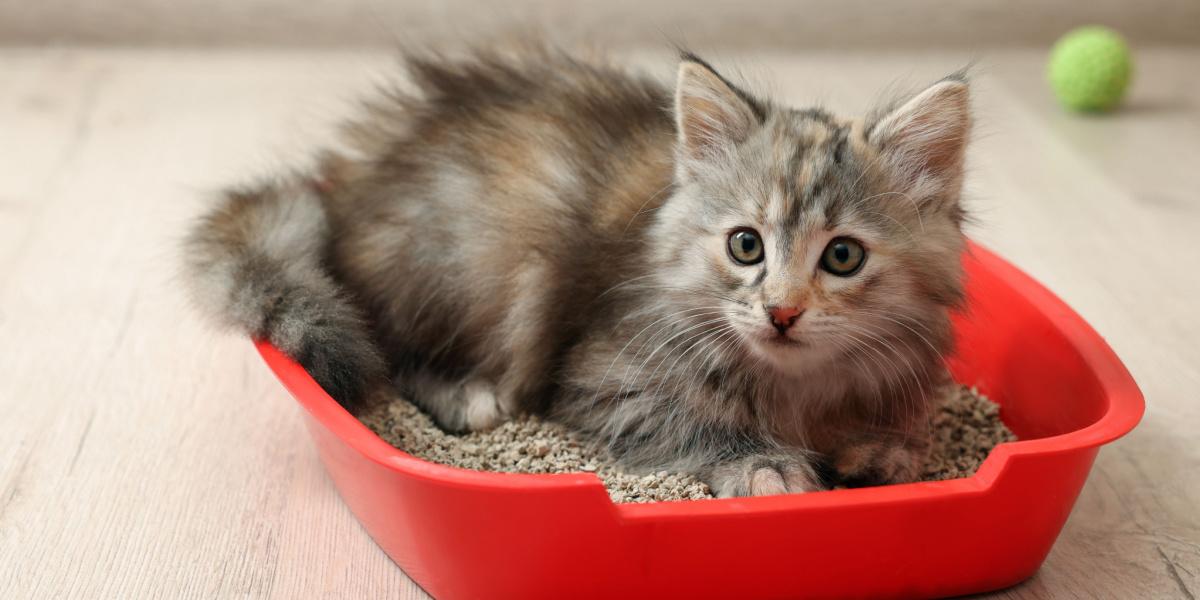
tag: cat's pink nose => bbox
[766,305,804,334]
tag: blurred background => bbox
[4,0,1199,48]
[2,2,1198,599]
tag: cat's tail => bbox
[183,176,386,409]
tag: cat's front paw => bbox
[832,441,925,487]
[708,452,825,498]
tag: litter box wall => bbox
[260,241,1143,599]
[302,406,1096,599]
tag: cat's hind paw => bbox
[406,374,511,433]
[462,381,505,431]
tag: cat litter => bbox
[359,384,1015,503]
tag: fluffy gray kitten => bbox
[185,47,971,497]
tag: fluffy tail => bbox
[183,176,386,408]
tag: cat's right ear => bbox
[674,54,763,176]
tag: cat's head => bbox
[651,54,970,381]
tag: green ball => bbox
[1047,26,1133,112]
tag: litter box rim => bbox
[255,240,1144,512]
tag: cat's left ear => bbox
[868,76,971,193]
[674,54,763,176]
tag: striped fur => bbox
[184,46,972,495]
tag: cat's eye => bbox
[727,228,764,265]
[820,237,866,276]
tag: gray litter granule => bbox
[360,384,1016,503]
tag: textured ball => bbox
[1048,26,1133,112]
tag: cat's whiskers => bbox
[682,325,747,430]
[608,313,733,413]
[654,323,740,413]
[851,307,946,363]
[653,325,740,437]
[621,179,676,234]
[589,306,731,407]
[826,322,916,404]
[608,324,731,453]
[859,210,917,241]
[800,323,889,427]
[849,190,926,234]
[594,274,660,301]
[615,315,731,399]
[637,283,751,307]
[846,319,934,389]
[820,334,888,429]
[847,319,940,438]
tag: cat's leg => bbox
[706,449,826,497]
[830,418,932,487]
[404,371,506,433]
[490,261,556,416]
[402,263,554,433]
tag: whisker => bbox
[634,283,751,307]
[852,308,946,362]
[853,190,925,234]
[609,313,731,407]
[621,180,675,234]
[587,306,730,406]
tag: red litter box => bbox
[256,241,1143,599]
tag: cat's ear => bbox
[674,54,763,171]
[868,76,971,192]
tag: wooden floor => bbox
[1,47,1197,599]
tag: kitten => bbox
[185,46,970,497]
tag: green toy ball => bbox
[1048,26,1133,112]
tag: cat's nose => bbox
[766,305,804,334]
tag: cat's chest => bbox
[760,372,865,445]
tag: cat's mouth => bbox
[764,333,806,348]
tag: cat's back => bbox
[332,47,678,367]
[336,47,678,229]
